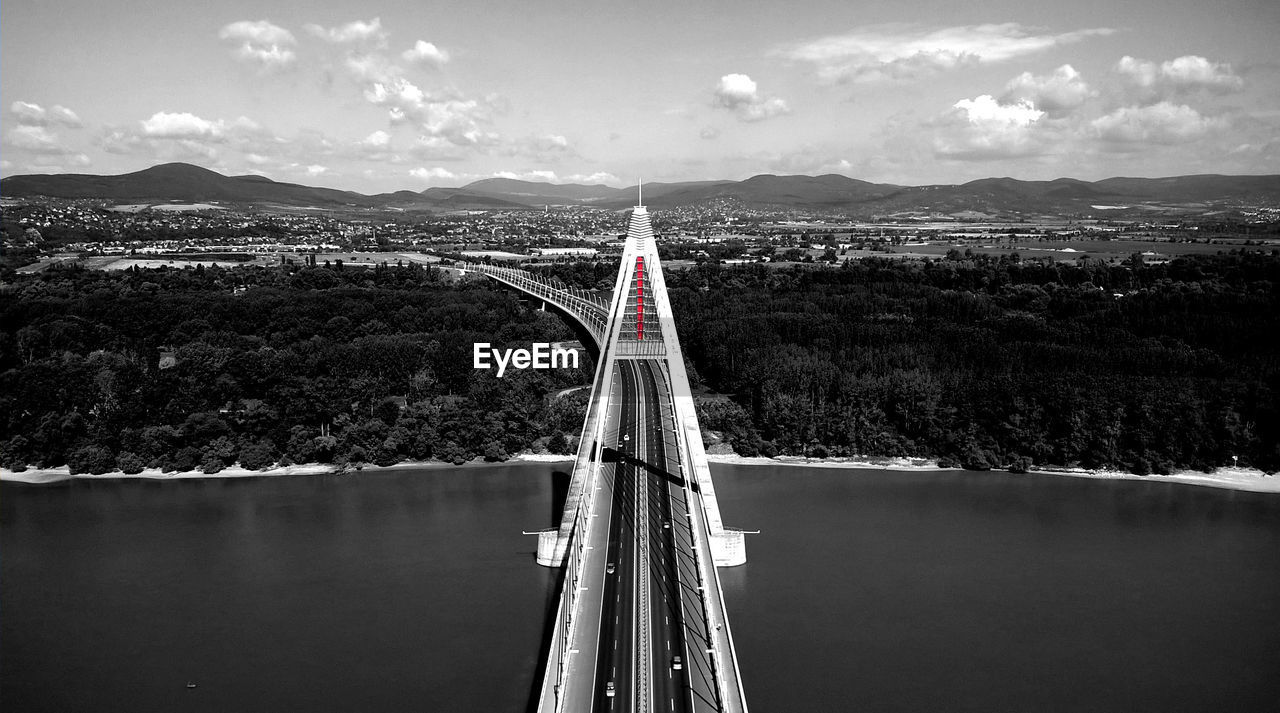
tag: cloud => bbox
[305,164,328,176]
[303,20,507,162]
[402,40,449,67]
[10,101,84,128]
[700,126,721,140]
[506,133,577,162]
[493,169,559,182]
[410,166,456,181]
[1116,55,1244,97]
[713,74,791,122]
[364,78,499,147]
[536,134,569,151]
[306,18,388,48]
[140,112,226,140]
[4,125,81,155]
[411,135,468,161]
[360,130,391,149]
[218,20,297,71]
[932,95,1049,160]
[565,172,621,185]
[1000,65,1093,116]
[349,130,401,163]
[343,53,399,84]
[1091,102,1224,145]
[9,153,92,172]
[100,112,275,163]
[778,23,1115,83]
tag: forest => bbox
[670,252,1280,473]
[532,251,1280,474]
[0,263,591,474]
[2,250,1278,475]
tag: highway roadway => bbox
[592,359,698,713]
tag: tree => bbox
[116,451,147,474]
[547,431,571,455]
[237,440,278,471]
[67,445,116,475]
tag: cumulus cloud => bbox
[778,23,1115,83]
[1091,102,1224,145]
[140,112,226,140]
[1000,65,1093,116]
[767,150,856,176]
[219,20,297,71]
[344,53,400,84]
[4,125,79,154]
[10,101,83,128]
[493,169,559,182]
[932,95,1049,160]
[100,112,276,163]
[537,134,569,151]
[360,130,391,148]
[411,135,468,161]
[4,111,88,166]
[364,77,498,147]
[700,126,721,140]
[565,172,621,185]
[713,74,791,122]
[402,40,449,67]
[410,166,457,181]
[306,18,388,48]
[303,19,504,161]
[9,153,92,172]
[305,164,328,176]
[349,130,401,163]
[1116,55,1243,94]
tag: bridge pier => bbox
[534,528,560,567]
[535,523,745,568]
[711,530,747,567]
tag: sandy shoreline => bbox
[703,453,1280,493]
[0,453,577,485]
[3,452,1276,494]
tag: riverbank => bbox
[4,452,1275,494]
[703,453,1280,493]
[0,453,577,485]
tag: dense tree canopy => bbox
[4,251,1278,476]
[0,263,591,472]
[667,253,1280,473]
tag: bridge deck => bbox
[461,205,748,713]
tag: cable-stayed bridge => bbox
[462,204,749,713]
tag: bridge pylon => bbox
[533,203,746,568]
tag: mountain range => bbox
[3,162,1278,217]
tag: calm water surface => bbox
[3,464,1278,712]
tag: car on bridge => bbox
[672,655,683,670]
[606,681,615,697]
[606,562,616,574]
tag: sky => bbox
[3,0,1278,193]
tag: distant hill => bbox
[3,162,1278,216]
[0,163,380,207]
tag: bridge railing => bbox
[462,263,609,345]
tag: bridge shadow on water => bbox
[525,468,571,713]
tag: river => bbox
[3,463,1278,712]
